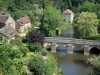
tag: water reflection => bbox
[53,51,93,75]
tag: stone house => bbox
[0,11,16,42]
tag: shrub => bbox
[26,30,45,44]
[10,45,23,58]
[41,48,47,56]
[0,44,27,74]
[45,53,57,75]
[10,39,29,56]
[87,55,100,75]
[0,44,23,59]
[29,56,46,75]
[28,43,41,53]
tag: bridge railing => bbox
[45,37,100,46]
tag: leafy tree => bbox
[73,12,99,38]
[42,5,70,36]
[78,1,95,12]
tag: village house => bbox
[16,16,31,38]
[0,11,16,43]
[63,9,74,23]
[16,16,31,33]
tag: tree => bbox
[78,1,95,12]
[73,12,99,38]
[41,5,70,37]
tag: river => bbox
[53,50,93,75]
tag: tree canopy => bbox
[73,12,99,38]
[41,5,71,36]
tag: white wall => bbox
[64,13,73,23]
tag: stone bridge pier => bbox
[66,44,73,53]
[44,42,100,55]
[50,43,91,55]
[83,45,90,55]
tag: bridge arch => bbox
[89,47,100,55]
[56,45,67,52]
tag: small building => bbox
[63,9,73,23]
[57,9,74,38]
[16,16,31,34]
[0,11,16,41]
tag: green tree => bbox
[42,5,70,36]
[73,12,99,38]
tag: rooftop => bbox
[17,16,31,25]
[63,9,73,15]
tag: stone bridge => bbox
[44,37,100,55]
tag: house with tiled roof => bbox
[16,16,31,38]
[63,9,73,23]
[16,16,31,33]
[0,11,16,43]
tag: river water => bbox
[53,50,93,75]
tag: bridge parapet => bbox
[45,37,100,46]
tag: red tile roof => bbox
[63,9,73,15]
[19,17,31,24]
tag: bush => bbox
[0,44,28,74]
[28,43,41,53]
[41,48,47,56]
[28,52,57,75]
[87,55,100,75]
[10,45,23,58]
[45,53,57,75]
[26,30,45,44]
[29,56,46,75]
[0,44,23,59]
[10,39,29,56]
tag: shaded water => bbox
[53,51,93,75]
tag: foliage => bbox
[45,52,57,75]
[0,44,23,60]
[28,43,42,53]
[29,56,46,75]
[57,68,63,75]
[41,48,48,56]
[83,35,100,40]
[26,30,45,44]
[73,12,99,38]
[0,43,29,75]
[42,5,71,36]
[10,39,29,56]
[87,55,100,75]
[28,52,57,75]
